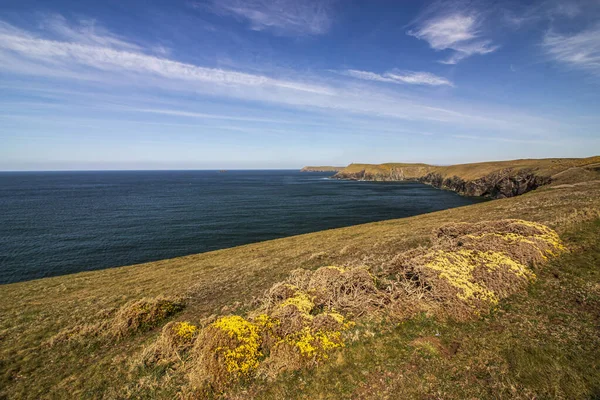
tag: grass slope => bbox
[1,175,600,398]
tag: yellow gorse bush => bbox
[252,313,278,331]
[281,326,345,360]
[212,316,262,375]
[279,291,315,314]
[424,249,536,305]
[174,321,198,341]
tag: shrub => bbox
[108,296,185,338]
[189,315,262,392]
[138,320,198,366]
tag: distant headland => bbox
[300,166,345,172]
[303,156,600,199]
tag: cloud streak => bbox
[407,7,498,64]
[200,0,333,35]
[0,16,565,143]
[0,21,332,95]
[543,24,600,76]
[339,69,454,87]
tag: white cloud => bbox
[339,69,454,86]
[39,13,141,50]
[0,22,332,95]
[407,9,498,64]
[0,17,564,141]
[542,25,600,76]
[200,0,333,35]
[133,108,298,124]
[452,134,556,145]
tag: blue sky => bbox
[0,0,599,170]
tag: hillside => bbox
[1,167,600,399]
[333,156,600,198]
[300,166,345,172]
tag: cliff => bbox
[301,166,345,172]
[333,156,600,199]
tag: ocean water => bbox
[0,170,485,284]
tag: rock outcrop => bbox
[418,169,551,198]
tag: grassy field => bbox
[1,170,600,398]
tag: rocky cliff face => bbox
[418,169,551,198]
[334,167,552,199]
[333,166,433,181]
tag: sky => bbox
[0,0,599,170]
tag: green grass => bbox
[1,178,600,398]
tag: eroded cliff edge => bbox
[331,157,600,199]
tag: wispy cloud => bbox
[0,15,565,142]
[407,5,498,64]
[0,19,332,95]
[199,0,333,35]
[542,24,600,76]
[38,13,141,50]
[338,69,454,86]
[133,108,300,124]
[452,133,557,145]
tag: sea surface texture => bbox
[0,170,485,284]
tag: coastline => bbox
[328,156,600,199]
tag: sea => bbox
[0,170,486,284]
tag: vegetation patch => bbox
[48,296,185,345]
[389,219,565,319]
[18,218,573,398]
[108,296,186,338]
[167,219,566,395]
[139,320,198,366]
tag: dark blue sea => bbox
[0,170,485,284]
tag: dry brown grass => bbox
[47,296,185,347]
[108,296,186,338]
[137,320,198,367]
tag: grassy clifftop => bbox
[300,166,345,172]
[335,156,600,180]
[1,170,600,398]
[333,156,600,198]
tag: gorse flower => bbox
[173,321,198,341]
[212,316,262,375]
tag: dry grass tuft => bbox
[47,296,186,347]
[138,321,198,366]
[271,266,385,316]
[108,296,186,338]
